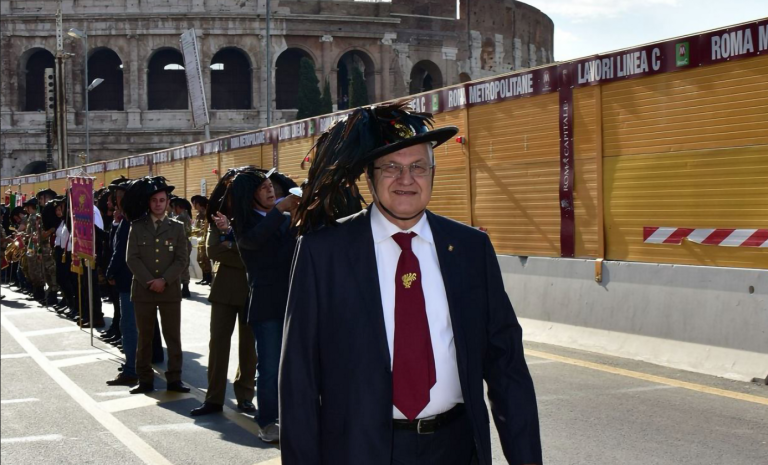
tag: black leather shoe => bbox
[166,381,191,393]
[181,284,191,298]
[237,400,256,413]
[190,402,223,416]
[106,373,139,386]
[129,382,155,394]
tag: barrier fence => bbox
[4,19,767,270]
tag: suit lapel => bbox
[344,209,391,369]
[154,217,170,237]
[427,211,469,375]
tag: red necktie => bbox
[391,232,436,421]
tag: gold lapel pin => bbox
[448,245,454,252]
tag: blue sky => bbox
[521,0,768,61]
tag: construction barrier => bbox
[3,19,766,270]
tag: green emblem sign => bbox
[676,41,690,67]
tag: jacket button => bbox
[155,270,159,273]
[155,249,159,252]
[155,259,159,263]
[156,239,159,243]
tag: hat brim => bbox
[150,185,175,196]
[365,126,459,162]
[36,189,57,198]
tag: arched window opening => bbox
[88,48,124,111]
[459,72,472,83]
[275,48,313,110]
[409,60,443,95]
[24,49,55,111]
[211,48,251,110]
[148,49,188,110]
[336,50,375,109]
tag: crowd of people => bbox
[2,100,543,465]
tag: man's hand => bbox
[108,278,116,286]
[147,278,166,293]
[276,195,300,213]
[213,212,229,231]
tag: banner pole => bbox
[77,269,82,329]
[87,259,94,345]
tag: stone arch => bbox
[20,48,55,111]
[211,47,252,110]
[459,72,472,83]
[409,60,443,95]
[275,47,314,110]
[88,47,124,111]
[147,48,188,110]
[21,160,47,175]
[336,48,376,108]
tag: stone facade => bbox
[0,0,553,178]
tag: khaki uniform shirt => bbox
[126,215,188,303]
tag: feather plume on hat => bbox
[292,99,457,235]
[121,176,174,222]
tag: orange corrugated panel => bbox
[602,55,768,157]
[604,146,768,269]
[104,169,129,185]
[429,110,471,225]
[186,155,220,199]
[573,86,600,258]
[128,165,149,179]
[468,94,561,257]
[221,146,262,171]
[48,178,67,194]
[277,138,313,185]
[155,160,185,195]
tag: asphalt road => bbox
[1,282,766,465]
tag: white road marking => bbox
[52,353,119,368]
[139,422,211,433]
[0,314,174,465]
[23,326,82,337]
[44,349,105,357]
[1,353,31,359]
[526,359,558,365]
[95,391,132,397]
[617,385,680,393]
[98,392,195,413]
[1,434,64,444]
[1,397,40,404]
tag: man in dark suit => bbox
[280,102,541,465]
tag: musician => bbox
[280,102,541,465]
[8,206,30,293]
[190,195,212,286]
[51,196,76,314]
[40,193,62,307]
[22,197,46,303]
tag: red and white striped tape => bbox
[643,227,768,247]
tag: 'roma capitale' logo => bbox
[402,272,417,289]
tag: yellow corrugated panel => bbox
[430,110,471,225]
[468,94,561,257]
[48,178,67,194]
[277,138,313,185]
[93,172,106,190]
[105,168,128,185]
[573,86,600,258]
[186,155,220,199]
[128,165,149,179]
[155,160,185,195]
[604,146,768,269]
[34,181,49,195]
[221,146,262,171]
[603,54,768,157]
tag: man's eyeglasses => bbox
[373,162,434,178]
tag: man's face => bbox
[193,202,205,214]
[55,205,63,218]
[150,191,168,217]
[254,179,276,210]
[366,143,434,220]
[115,190,125,210]
[25,205,35,215]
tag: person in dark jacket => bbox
[212,169,299,443]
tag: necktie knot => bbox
[392,232,416,252]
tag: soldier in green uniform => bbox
[37,188,59,306]
[190,195,212,285]
[22,198,45,302]
[125,177,190,394]
[170,197,193,298]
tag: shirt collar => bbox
[150,213,167,224]
[370,203,433,245]
[254,208,267,217]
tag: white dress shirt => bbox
[370,204,464,420]
[54,221,65,247]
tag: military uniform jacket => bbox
[126,215,189,303]
[206,224,249,307]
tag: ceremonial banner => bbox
[558,63,575,258]
[68,177,95,262]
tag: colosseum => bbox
[0,0,554,178]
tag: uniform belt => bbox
[392,404,465,434]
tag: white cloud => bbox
[525,0,678,20]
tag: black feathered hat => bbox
[190,195,208,206]
[121,176,174,222]
[23,197,38,208]
[41,198,64,230]
[205,166,257,222]
[10,206,25,219]
[293,99,457,234]
[36,188,57,199]
[107,175,129,191]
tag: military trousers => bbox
[205,301,257,406]
[134,301,183,385]
[197,244,212,274]
[41,246,58,292]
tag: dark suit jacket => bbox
[106,219,133,293]
[126,215,188,303]
[234,208,296,323]
[279,208,541,465]
[206,224,249,307]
